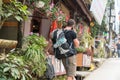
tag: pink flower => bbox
[50,3,54,10]
[29,32,33,35]
[59,10,62,14]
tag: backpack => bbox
[45,57,55,80]
[52,29,76,59]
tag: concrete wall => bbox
[40,19,51,40]
[23,17,32,37]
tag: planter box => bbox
[76,53,83,67]
[76,53,91,67]
[83,54,91,67]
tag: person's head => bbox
[67,19,76,27]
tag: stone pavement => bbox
[84,58,120,80]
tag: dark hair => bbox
[67,19,75,27]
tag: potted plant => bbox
[76,24,93,67]
[76,46,86,53]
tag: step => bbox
[76,71,91,77]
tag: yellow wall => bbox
[61,3,70,17]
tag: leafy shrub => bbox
[0,34,48,79]
[22,34,47,77]
[0,54,32,80]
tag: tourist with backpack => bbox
[61,19,79,80]
[46,19,79,80]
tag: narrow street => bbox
[1,0,120,80]
[84,58,120,80]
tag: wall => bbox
[23,17,32,37]
[0,20,18,40]
[61,3,70,17]
[40,19,51,40]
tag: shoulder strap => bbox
[52,30,58,44]
[54,30,58,39]
[63,30,70,35]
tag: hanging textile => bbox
[50,20,57,33]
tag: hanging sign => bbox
[90,0,108,25]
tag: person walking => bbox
[61,19,79,80]
[116,38,120,57]
[46,19,79,80]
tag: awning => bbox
[76,0,92,22]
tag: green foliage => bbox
[0,54,32,80]
[4,0,29,21]
[80,27,93,48]
[90,17,107,38]
[25,34,47,48]
[27,0,66,21]
[75,47,86,53]
[0,0,29,28]
[90,22,99,37]
[0,34,48,79]
[0,0,2,13]
[22,34,47,77]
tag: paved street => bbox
[84,58,120,80]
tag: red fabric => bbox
[50,20,57,33]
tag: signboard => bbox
[90,0,108,25]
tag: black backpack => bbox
[52,29,76,59]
